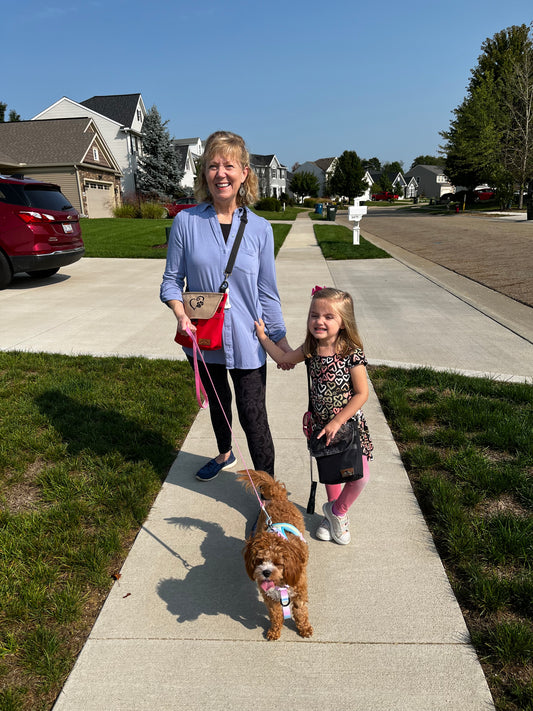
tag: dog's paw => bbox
[298,624,314,638]
[266,627,281,641]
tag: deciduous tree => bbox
[329,150,366,201]
[289,171,319,201]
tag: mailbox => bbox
[348,199,368,245]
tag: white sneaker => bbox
[315,517,332,541]
[322,501,350,545]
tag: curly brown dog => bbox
[238,469,313,641]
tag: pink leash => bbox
[185,326,270,521]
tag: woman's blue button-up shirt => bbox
[160,203,287,369]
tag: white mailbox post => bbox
[348,198,367,245]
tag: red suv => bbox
[0,175,84,289]
[162,197,198,218]
[371,191,399,201]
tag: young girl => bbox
[255,286,373,545]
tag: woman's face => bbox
[205,152,248,211]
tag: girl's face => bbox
[308,298,344,344]
[205,152,248,211]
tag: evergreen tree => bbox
[329,150,366,200]
[0,102,21,122]
[137,105,183,200]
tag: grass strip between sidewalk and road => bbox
[371,366,532,711]
[313,223,390,260]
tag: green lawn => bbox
[371,366,533,711]
[0,352,198,710]
[81,218,291,259]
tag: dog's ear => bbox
[282,545,305,587]
[242,541,257,580]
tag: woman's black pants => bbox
[187,358,275,477]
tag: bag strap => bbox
[219,208,248,292]
[305,358,317,514]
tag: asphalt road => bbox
[338,207,533,307]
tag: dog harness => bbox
[267,522,306,543]
[278,587,291,619]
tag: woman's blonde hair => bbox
[303,287,363,357]
[195,130,259,207]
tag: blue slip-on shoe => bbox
[196,452,236,482]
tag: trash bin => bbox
[316,203,323,215]
[165,227,171,242]
[413,197,419,204]
[327,205,336,221]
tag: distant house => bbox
[250,154,288,198]
[367,170,407,197]
[0,118,122,217]
[294,157,337,196]
[33,93,146,198]
[171,137,203,192]
[405,164,453,199]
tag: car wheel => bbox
[26,268,60,279]
[0,252,13,289]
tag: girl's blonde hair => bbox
[195,130,259,207]
[303,287,363,357]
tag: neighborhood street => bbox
[338,207,533,307]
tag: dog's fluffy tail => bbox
[237,469,288,501]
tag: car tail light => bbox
[17,210,56,224]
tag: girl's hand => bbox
[254,318,266,341]
[317,420,341,446]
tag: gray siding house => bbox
[405,164,454,199]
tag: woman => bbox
[160,130,292,481]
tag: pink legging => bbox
[327,456,370,517]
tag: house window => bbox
[92,147,99,162]
[271,169,276,178]
[137,109,142,122]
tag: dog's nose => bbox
[263,570,271,578]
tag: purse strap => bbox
[219,208,248,292]
[305,357,317,514]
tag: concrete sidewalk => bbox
[5,212,529,709]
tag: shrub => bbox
[113,203,139,218]
[140,202,166,219]
[255,197,281,212]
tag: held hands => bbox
[254,318,267,342]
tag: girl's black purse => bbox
[308,420,364,485]
[304,359,363,513]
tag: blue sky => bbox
[1,0,531,171]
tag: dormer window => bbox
[92,147,100,162]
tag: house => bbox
[294,157,337,196]
[250,154,288,198]
[171,137,204,192]
[32,93,146,198]
[367,170,407,197]
[0,118,122,217]
[405,164,454,199]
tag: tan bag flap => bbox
[182,292,225,319]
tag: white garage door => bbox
[85,182,113,218]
